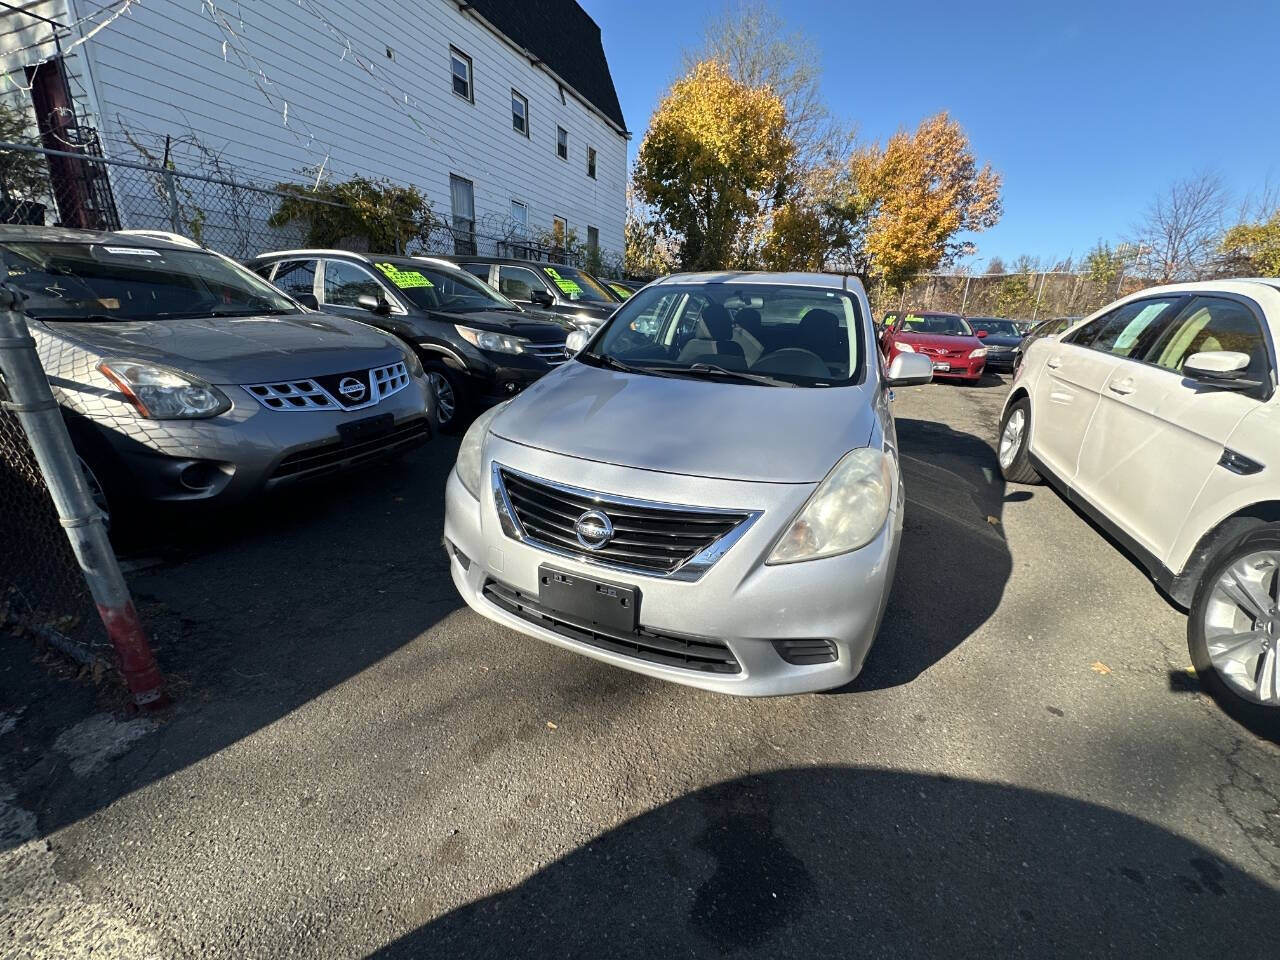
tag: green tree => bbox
[0,101,48,200]
[1220,209,1280,276]
[269,174,436,252]
[632,60,793,270]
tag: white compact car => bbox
[998,279,1280,725]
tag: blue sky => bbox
[587,0,1278,267]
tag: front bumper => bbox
[931,359,986,379]
[443,436,903,696]
[93,376,433,505]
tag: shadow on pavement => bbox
[370,766,1278,959]
[852,416,1011,690]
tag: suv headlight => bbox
[455,325,527,355]
[455,401,509,499]
[969,347,988,358]
[768,447,895,564]
[98,360,230,419]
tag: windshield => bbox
[969,318,1020,336]
[1,241,298,321]
[898,313,973,337]
[608,283,633,300]
[542,265,616,304]
[382,259,518,313]
[580,282,865,387]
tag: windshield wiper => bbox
[577,351,640,374]
[646,363,797,388]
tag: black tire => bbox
[63,418,131,535]
[1188,527,1280,738]
[996,398,1040,484]
[424,363,468,434]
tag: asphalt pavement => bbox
[2,373,1278,958]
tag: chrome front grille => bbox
[492,464,759,581]
[525,342,568,366]
[243,361,412,411]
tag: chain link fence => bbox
[0,373,109,670]
[869,270,1151,323]
[0,140,627,276]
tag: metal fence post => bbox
[162,169,180,233]
[0,285,166,708]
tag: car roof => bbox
[436,254,575,268]
[650,271,868,294]
[252,249,465,271]
[0,225,204,252]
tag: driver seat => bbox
[677,303,745,364]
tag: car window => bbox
[323,260,384,307]
[270,259,317,298]
[542,265,614,304]
[897,313,973,336]
[1141,296,1272,387]
[458,262,491,282]
[373,260,518,313]
[1069,298,1177,358]
[497,265,546,301]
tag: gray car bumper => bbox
[443,435,903,696]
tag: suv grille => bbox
[482,579,741,674]
[494,465,757,581]
[525,342,568,366]
[245,361,412,411]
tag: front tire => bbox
[1189,529,1280,734]
[997,398,1040,484]
[425,364,467,434]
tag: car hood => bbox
[894,330,984,353]
[35,312,406,383]
[432,308,567,341]
[490,361,875,483]
[979,335,1023,348]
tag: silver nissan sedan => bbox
[443,272,933,695]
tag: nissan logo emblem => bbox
[574,509,614,551]
[338,376,367,403]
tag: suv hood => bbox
[35,312,406,383]
[433,308,568,342]
[977,334,1022,348]
[491,361,875,483]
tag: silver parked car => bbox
[0,227,433,523]
[443,271,933,695]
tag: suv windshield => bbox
[541,265,615,304]
[897,312,973,337]
[580,282,864,387]
[1,241,298,321]
[969,318,1020,336]
[377,259,518,313]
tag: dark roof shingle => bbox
[465,0,627,133]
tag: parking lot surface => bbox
[3,375,1278,958]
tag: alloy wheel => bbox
[429,372,456,425]
[998,408,1025,469]
[1203,550,1280,705]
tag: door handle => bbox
[1046,356,1063,369]
[1108,378,1136,396]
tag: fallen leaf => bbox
[1090,661,1112,675]
[545,721,558,730]
[986,515,1000,525]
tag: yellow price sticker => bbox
[375,262,433,289]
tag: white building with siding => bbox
[0,0,629,258]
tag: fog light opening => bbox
[179,462,220,492]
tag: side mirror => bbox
[886,351,933,387]
[356,294,391,316]
[975,329,988,338]
[530,288,555,308]
[295,293,319,310]
[1184,351,1260,389]
[565,329,590,355]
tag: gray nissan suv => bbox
[0,228,432,523]
[444,271,934,695]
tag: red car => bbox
[881,311,988,381]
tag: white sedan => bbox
[998,279,1280,726]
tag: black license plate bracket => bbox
[337,413,394,445]
[538,566,639,633]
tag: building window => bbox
[587,147,597,179]
[556,126,568,161]
[450,174,476,255]
[552,216,567,251]
[511,90,529,136]
[510,200,528,237]
[450,47,473,102]
[587,226,599,254]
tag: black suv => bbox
[248,250,570,429]
[440,255,621,332]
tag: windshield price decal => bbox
[375,262,433,289]
[543,267,582,295]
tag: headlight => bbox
[894,342,915,352]
[455,325,527,355]
[969,347,988,358]
[98,360,230,419]
[768,447,894,564]
[455,401,509,499]
[402,346,424,378]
